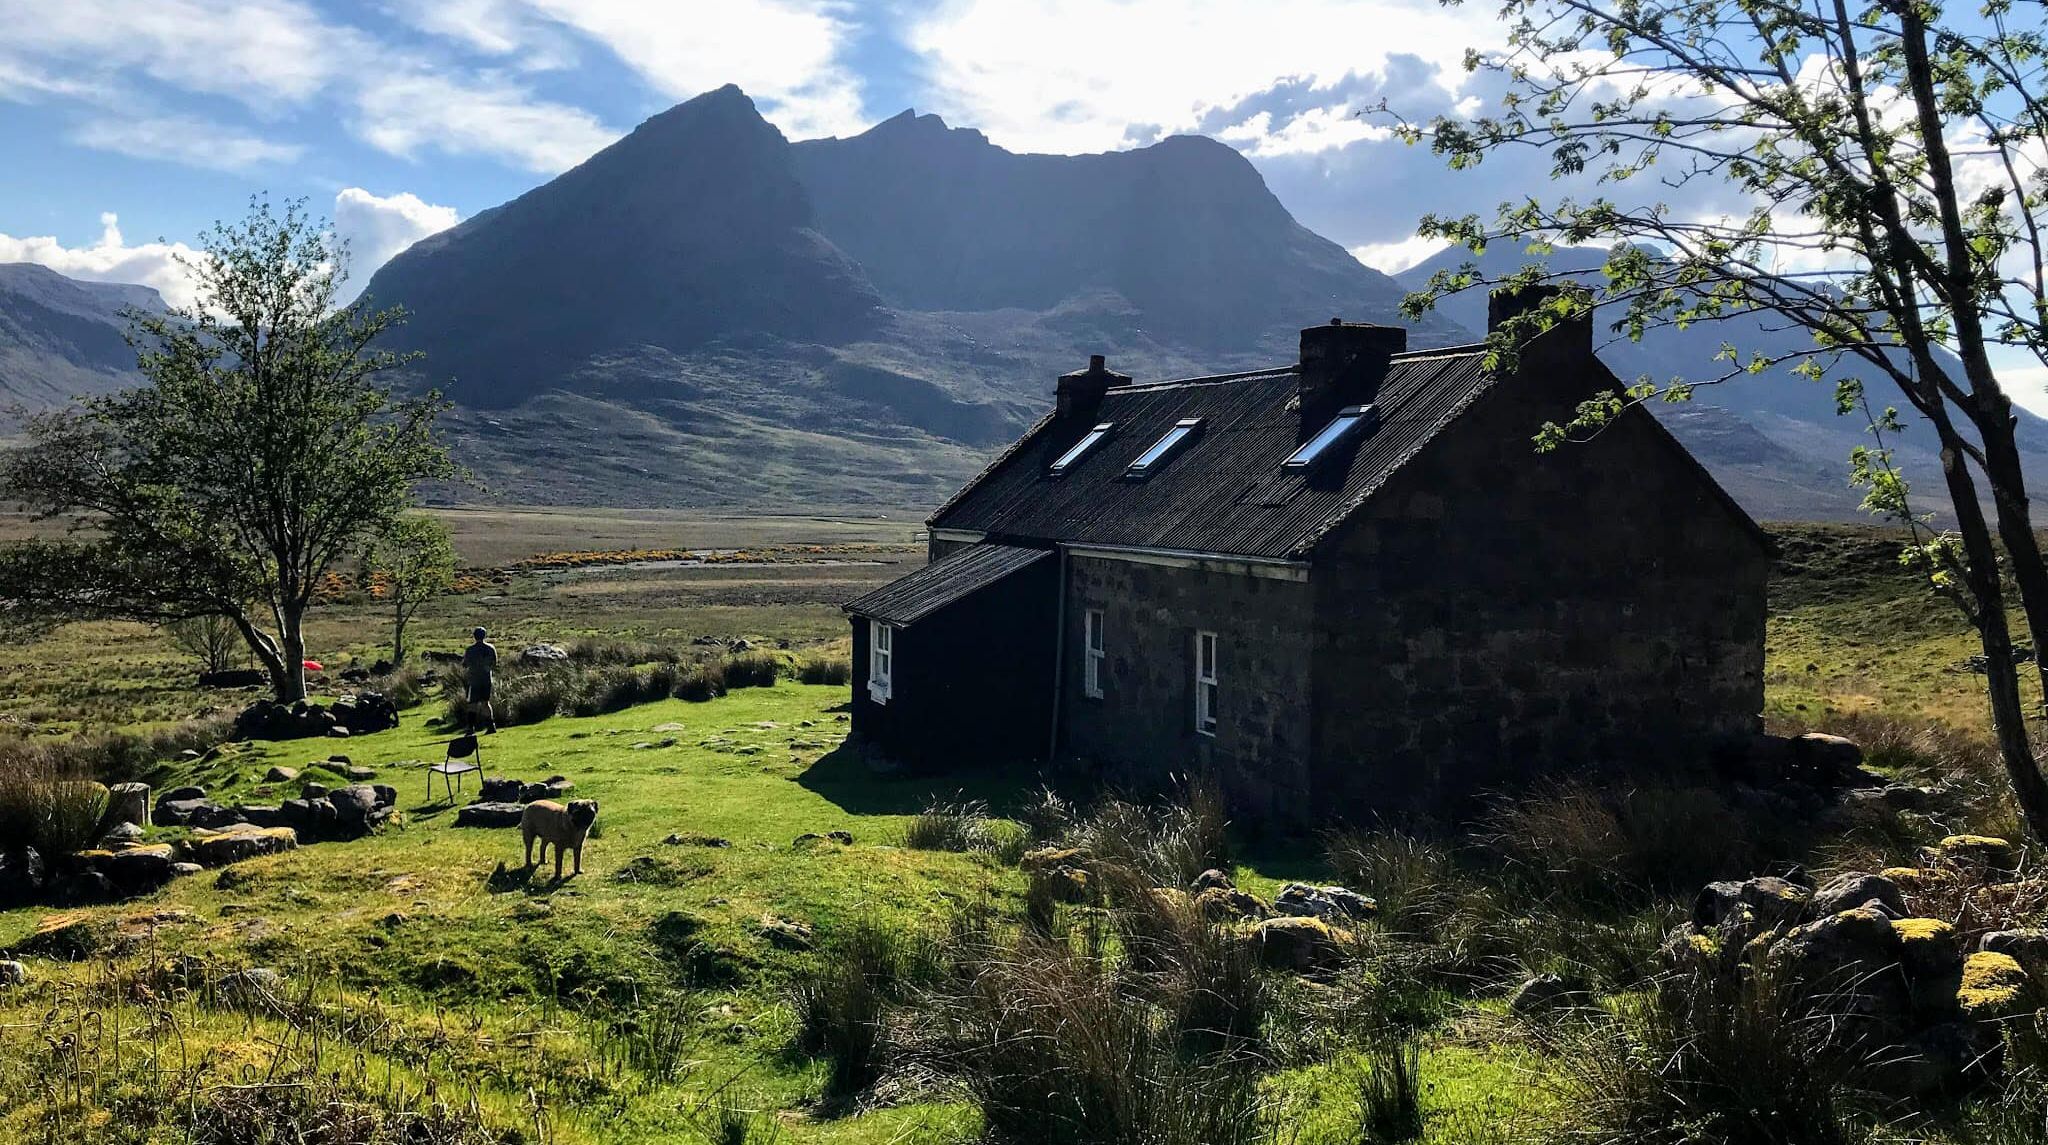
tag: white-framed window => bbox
[868,620,895,704]
[1083,608,1106,699]
[1194,630,1219,736]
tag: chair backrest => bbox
[447,733,479,759]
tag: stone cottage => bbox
[844,293,1770,823]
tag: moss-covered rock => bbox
[186,825,297,867]
[1957,951,2029,1019]
[1932,835,2019,872]
[1891,917,1960,980]
[1248,915,1351,972]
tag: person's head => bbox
[473,626,487,643]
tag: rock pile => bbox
[1667,841,2047,1096]
[155,783,397,842]
[233,692,399,741]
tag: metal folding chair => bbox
[428,733,483,802]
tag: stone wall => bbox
[1308,381,1769,820]
[1060,552,1315,823]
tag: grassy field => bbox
[1,516,2042,1143]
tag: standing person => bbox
[463,626,498,733]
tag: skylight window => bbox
[1049,423,1114,475]
[1283,405,1377,469]
[1127,418,1203,477]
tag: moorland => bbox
[2,510,2045,1145]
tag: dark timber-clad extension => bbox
[844,292,1771,825]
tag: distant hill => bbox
[0,262,160,414]
[1397,244,2048,521]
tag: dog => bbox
[520,799,599,879]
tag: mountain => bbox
[1396,243,2048,521]
[0,262,160,413]
[359,86,1458,506]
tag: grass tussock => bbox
[796,655,850,686]
[1355,1027,1427,1143]
[902,798,1029,863]
[0,753,108,858]
[1066,776,1232,889]
[788,917,935,1102]
[0,711,236,787]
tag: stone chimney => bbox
[1056,354,1131,419]
[1298,319,1405,431]
[1487,284,1593,362]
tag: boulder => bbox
[756,914,814,950]
[478,777,523,803]
[1250,916,1351,972]
[330,691,398,734]
[1194,885,1268,921]
[1980,929,2048,973]
[1812,872,1906,918]
[1193,868,1235,892]
[171,862,202,877]
[1956,951,2030,1019]
[1036,865,1094,904]
[300,782,329,801]
[0,846,48,907]
[197,667,266,688]
[1931,835,2020,872]
[1776,904,1902,970]
[0,960,24,986]
[1692,876,1812,933]
[158,785,206,805]
[101,821,145,846]
[263,766,300,784]
[1890,917,1961,980]
[454,802,525,828]
[49,869,114,906]
[663,833,731,847]
[156,798,241,829]
[1274,882,1377,921]
[103,782,151,829]
[237,805,287,829]
[187,825,298,867]
[104,844,178,893]
[1508,973,1592,1016]
[218,967,286,1009]
[1021,847,1091,876]
[520,778,573,803]
[1790,732,1865,783]
[344,766,376,781]
[521,643,570,663]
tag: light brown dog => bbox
[521,798,598,879]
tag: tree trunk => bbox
[392,597,408,667]
[278,603,308,703]
[230,613,293,703]
[1932,426,2048,841]
[1976,412,2048,705]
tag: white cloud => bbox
[907,0,1476,154]
[0,213,203,309]
[1350,237,1446,275]
[0,0,348,109]
[332,188,461,302]
[71,115,304,171]
[351,70,617,173]
[2,190,462,311]
[1219,105,1391,157]
[500,0,869,139]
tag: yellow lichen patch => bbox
[1881,866,1932,888]
[1892,917,1955,943]
[1957,951,2029,1018]
[1689,932,1721,957]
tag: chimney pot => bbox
[1487,284,1593,362]
[1056,354,1131,419]
[1297,321,1404,436]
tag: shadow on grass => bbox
[795,742,1039,817]
[486,861,576,896]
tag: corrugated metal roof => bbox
[843,542,1051,625]
[928,348,1496,559]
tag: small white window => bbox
[1051,423,1114,474]
[868,620,895,704]
[1127,418,1203,477]
[1194,630,1218,736]
[1083,608,1106,699]
[1284,404,1377,469]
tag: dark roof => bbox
[844,542,1051,625]
[928,349,1497,560]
